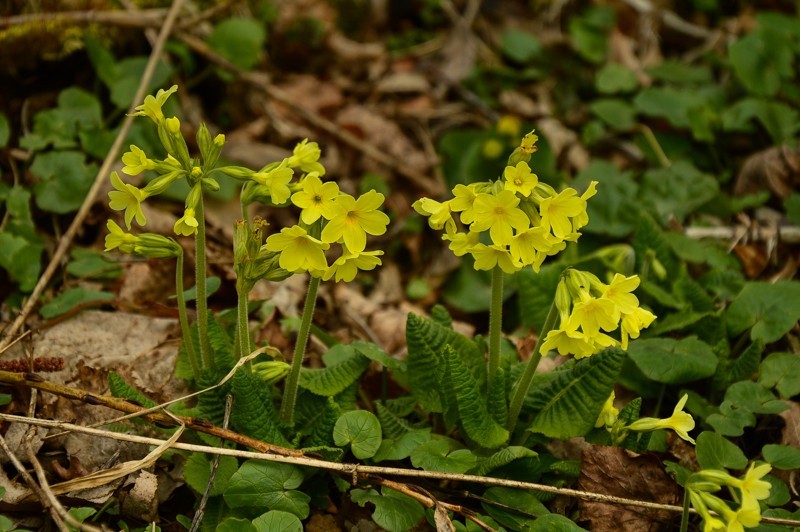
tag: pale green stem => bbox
[506,298,559,433]
[195,196,214,368]
[176,251,200,379]
[279,275,321,425]
[487,266,504,383]
[236,288,251,359]
[679,489,690,532]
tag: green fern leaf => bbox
[298,395,341,448]
[108,371,156,408]
[406,313,483,413]
[472,446,537,476]
[376,401,418,439]
[207,314,236,370]
[299,351,370,396]
[230,370,291,447]
[487,367,509,426]
[443,345,508,449]
[430,304,453,329]
[527,348,625,438]
[195,366,232,426]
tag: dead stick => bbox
[0,369,304,458]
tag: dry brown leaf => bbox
[577,445,681,531]
[734,145,800,200]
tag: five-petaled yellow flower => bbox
[323,250,384,282]
[105,220,138,253]
[321,191,390,253]
[108,171,148,229]
[413,198,455,235]
[503,161,538,197]
[253,163,293,204]
[174,207,199,236]
[538,187,587,240]
[122,145,156,176]
[469,190,530,246]
[287,138,325,175]
[265,225,330,273]
[129,85,177,123]
[291,172,339,224]
[626,393,695,444]
[470,243,522,274]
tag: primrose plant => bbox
[105,85,389,426]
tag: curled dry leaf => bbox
[734,145,800,200]
[577,445,681,531]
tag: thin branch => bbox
[4,413,800,528]
[0,0,185,352]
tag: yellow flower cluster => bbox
[540,269,656,359]
[687,463,772,531]
[413,131,597,275]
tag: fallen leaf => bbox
[734,145,800,200]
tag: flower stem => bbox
[279,275,321,425]
[236,287,251,360]
[506,298,559,433]
[679,489,690,532]
[487,266,504,383]
[176,250,200,380]
[195,195,214,368]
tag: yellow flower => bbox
[129,85,177,123]
[253,163,293,204]
[104,220,138,253]
[539,188,586,240]
[540,327,596,359]
[509,225,555,267]
[451,184,479,224]
[442,231,479,257]
[594,391,619,428]
[626,393,695,444]
[503,161,538,197]
[620,307,656,349]
[287,138,325,175]
[483,139,504,158]
[736,463,772,504]
[265,225,330,273]
[470,191,530,246]
[470,243,522,274]
[600,273,640,314]
[413,198,456,235]
[108,171,148,229]
[520,130,539,154]
[571,181,598,232]
[121,145,156,176]
[323,250,384,282]
[291,172,339,223]
[174,207,199,236]
[496,115,522,137]
[321,190,389,253]
[571,295,621,336]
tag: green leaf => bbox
[353,341,404,371]
[85,34,119,87]
[527,348,625,438]
[785,193,800,226]
[183,453,238,497]
[722,98,799,143]
[481,487,548,530]
[443,345,509,448]
[230,370,290,447]
[350,487,425,532]
[410,439,477,473]
[695,431,747,470]
[632,213,678,275]
[108,371,156,408]
[20,108,77,151]
[759,352,800,399]
[4,186,38,241]
[110,57,172,109]
[0,232,43,291]
[406,313,482,412]
[443,259,493,312]
[574,161,640,237]
[180,276,222,302]
[471,446,538,476]
[57,87,102,130]
[39,288,114,319]
[726,281,800,343]
[31,151,98,213]
[216,518,257,532]
[517,264,562,329]
[374,401,418,439]
[333,410,382,459]
[66,248,122,280]
[729,29,793,97]
[638,161,719,223]
[763,444,800,470]
[373,429,431,463]
[531,514,587,531]
[252,510,303,532]
[596,63,638,94]
[224,460,310,519]
[646,61,712,84]
[568,7,615,64]
[0,113,9,147]
[589,98,636,130]
[627,337,717,384]
[299,347,370,396]
[208,17,267,71]
[501,29,542,64]
[634,87,707,128]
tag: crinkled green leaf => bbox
[410,439,477,473]
[39,287,114,319]
[726,281,800,343]
[350,487,425,532]
[443,345,508,448]
[471,446,538,476]
[224,460,309,519]
[527,348,625,438]
[759,352,800,399]
[352,341,404,371]
[108,371,156,408]
[231,370,290,447]
[696,431,748,470]
[375,401,418,439]
[627,337,717,384]
[252,510,303,532]
[333,410,382,459]
[183,453,238,497]
[299,347,370,396]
